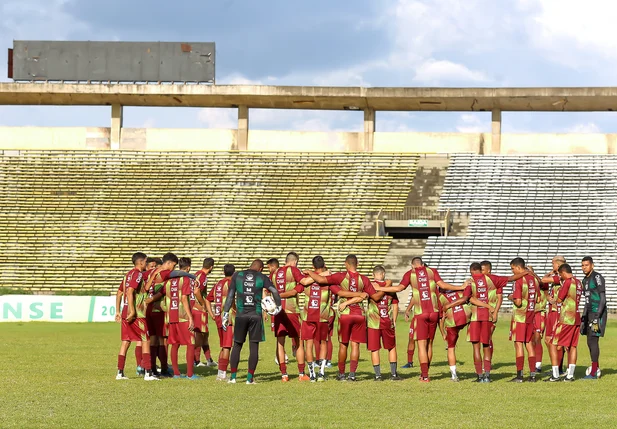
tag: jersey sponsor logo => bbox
[245,286,253,293]
[421,290,429,300]
[310,299,319,308]
[380,308,388,318]
[477,279,485,287]
[246,273,254,281]
[277,271,284,278]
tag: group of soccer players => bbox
[115,251,607,383]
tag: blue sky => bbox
[1,0,617,133]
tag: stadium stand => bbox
[423,153,617,310]
[0,150,418,292]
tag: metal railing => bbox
[376,206,452,237]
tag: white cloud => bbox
[566,122,601,133]
[197,108,237,129]
[414,59,490,84]
[456,114,487,133]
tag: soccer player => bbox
[539,256,566,375]
[365,265,401,381]
[145,257,157,271]
[297,255,331,382]
[401,298,416,369]
[546,263,583,382]
[465,262,526,382]
[192,257,216,368]
[222,259,282,384]
[580,256,607,380]
[439,280,470,382]
[266,257,287,364]
[149,263,196,379]
[143,252,178,376]
[116,252,159,380]
[206,264,236,381]
[273,252,312,382]
[374,257,464,382]
[306,254,383,382]
[508,257,539,382]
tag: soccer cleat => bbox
[419,376,430,383]
[482,375,492,383]
[187,375,201,380]
[206,360,218,367]
[508,376,524,383]
[116,371,129,380]
[450,376,460,382]
[336,374,347,382]
[544,376,561,382]
[144,373,161,381]
[401,362,413,369]
[527,376,537,383]
[310,375,316,383]
[472,375,483,383]
[298,374,311,382]
[136,366,145,376]
[347,375,357,382]
[583,374,598,380]
[281,375,290,382]
[563,376,575,382]
[228,378,237,384]
[317,374,326,382]
[195,361,207,367]
[246,378,257,385]
[374,375,383,382]
[161,368,174,377]
[173,375,187,379]
[215,375,229,382]
[325,361,332,368]
[390,374,403,381]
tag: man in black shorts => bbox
[581,256,607,379]
[222,259,281,384]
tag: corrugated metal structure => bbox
[8,41,215,83]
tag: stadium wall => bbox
[0,126,616,153]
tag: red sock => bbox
[142,353,152,370]
[158,345,168,371]
[186,345,195,377]
[474,360,483,375]
[230,367,237,374]
[203,345,212,360]
[171,344,180,376]
[420,362,429,378]
[279,362,287,375]
[338,361,346,374]
[535,342,543,364]
[150,345,157,370]
[219,357,229,372]
[298,363,306,374]
[591,361,599,376]
[528,357,536,373]
[327,339,333,360]
[135,346,142,367]
[248,369,255,376]
[118,355,126,371]
[407,350,414,364]
[516,356,524,371]
[484,359,491,373]
[350,360,358,373]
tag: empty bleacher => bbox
[423,153,617,310]
[0,151,418,292]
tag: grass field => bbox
[2,319,617,428]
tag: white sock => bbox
[449,365,457,376]
[536,362,542,370]
[552,366,559,378]
[218,370,226,378]
[320,360,326,375]
[568,364,576,378]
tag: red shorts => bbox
[468,320,492,345]
[446,325,465,348]
[274,312,301,338]
[413,312,438,341]
[217,325,234,349]
[121,318,149,342]
[534,312,546,335]
[168,322,195,346]
[338,314,367,344]
[192,310,209,333]
[301,321,329,342]
[553,323,580,348]
[509,320,533,343]
[545,312,559,340]
[328,315,335,338]
[367,327,396,351]
[146,311,166,337]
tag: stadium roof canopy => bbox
[2,83,617,111]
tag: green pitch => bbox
[2,320,616,428]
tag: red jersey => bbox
[512,274,537,324]
[206,278,233,327]
[298,278,331,323]
[120,268,143,318]
[192,269,209,312]
[274,266,305,314]
[162,277,192,324]
[327,271,377,316]
[400,266,442,315]
[548,274,563,313]
[464,273,508,322]
[367,280,398,329]
[144,268,171,312]
[439,290,471,328]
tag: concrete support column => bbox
[491,109,501,154]
[364,108,375,152]
[111,104,123,150]
[237,105,249,151]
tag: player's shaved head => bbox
[312,255,325,270]
[286,252,299,264]
[558,263,572,274]
[345,254,358,268]
[510,257,525,268]
[250,259,264,272]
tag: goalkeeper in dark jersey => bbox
[222,259,282,384]
[581,256,607,379]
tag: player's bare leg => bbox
[427,339,434,365]
[546,342,560,381]
[199,332,215,366]
[305,339,316,381]
[116,340,131,379]
[564,345,577,381]
[295,337,309,381]
[277,337,289,381]
[318,339,328,380]
[194,332,204,366]
[337,342,349,380]
[472,342,483,381]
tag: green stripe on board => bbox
[87,296,96,322]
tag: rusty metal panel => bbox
[10,41,215,83]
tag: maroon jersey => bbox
[400,267,442,315]
[144,268,171,313]
[274,266,305,314]
[464,273,508,322]
[368,280,398,329]
[162,277,192,324]
[120,268,143,318]
[327,271,377,316]
[206,278,233,327]
[192,269,209,308]
[512,274,537,324]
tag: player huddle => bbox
[115,251,607,383]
